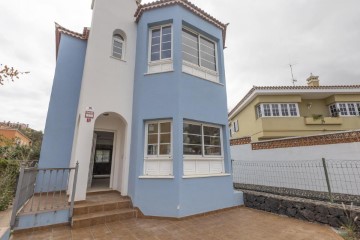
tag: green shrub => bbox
[0,159,20,211]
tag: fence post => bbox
[69,162,79,218]
[10,166,25,228]
[321,158,333,203]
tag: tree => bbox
[0,64,29,85]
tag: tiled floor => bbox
[11,207,342,240]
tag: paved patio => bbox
[11,207,342,240]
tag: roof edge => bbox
[55,22,90,59]
[228,85,360,119]
[134,0,228,48]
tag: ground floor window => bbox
[144,120,173,176]
[183,121,224,175]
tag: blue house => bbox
[21,0,242,229]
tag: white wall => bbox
[70,0,138,201]
[231,142,360,195]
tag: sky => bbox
[1,0,359,131]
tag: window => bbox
[328,102,360,116]
[112,30,125,60]
[144,120,172,176]
[256,103,299,118]
[150,25,172,62]
[183,121,224,176]
[256,105,262,118]
[271,104,280,116]
[280,104,289,116]
[233,120,239,132]
[95,150,111,163]
[182,28,217,72]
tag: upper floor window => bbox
[328,102,360,117]
[112,30,126,60]
[182,28,217,72]
[256,103,299,118]
[149,25,172,62]
[233,120,239,132]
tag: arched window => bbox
[112,30,125,60]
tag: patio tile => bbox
[11,207,343,240]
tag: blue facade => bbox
[39,35,87,169]
[129,5,238,217]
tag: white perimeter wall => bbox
[231,142,360,195]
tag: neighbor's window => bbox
[328,103,360,117]
[150,25,172,61]
[233,120,239,132]
[183,121,224,175]
[112,34,125,59]
[256,103,299,118]
[182,28,217,72]
[144,120,172,176]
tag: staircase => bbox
[71,191,137,228]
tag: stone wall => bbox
[243,190,360,230]
[230,130,360,149]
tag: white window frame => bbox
[256,103,300,118]
[181,27,219,83]
[328,102,360,117]
[183,121,225,176]
[143,120,173,176]
[112,34,125,60]
[233,120,239,132]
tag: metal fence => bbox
[232,158,360,205]
[10,163,79,228]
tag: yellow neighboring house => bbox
[0,128,32,146]
[228,75,360,141]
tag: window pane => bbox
[281,104,289,116]
[204,146,221,155]
[147,145,158,155]
[152,29,160,38]
[113,52,122,59]
[162,26,171,35]
[263,104,271,116]
[183,144,202,155]
[348,103,356,115]
[339,103,347,115]
[148,123,158,134]
[148,134,158,144]
[159,144,171,155]
[183,123,201,134]
[204,136,220,146]
[113,40,123,48]
[200,37,216,71]
[151,53,160,61]
[256,105,262,118]
[289,104,297,116]
[329,104,338,117]
[160,122,171,133]
[271,104,280,116]
[160,133,171,143]
[162,41,171,51]
[161,50,171,59]
[151,44,160,53]
[183,134,201,144]
[182,29,199,65]
[203,126,220,136]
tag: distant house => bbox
[0,128,31,146]
[228,75,360,141]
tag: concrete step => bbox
[73,199,132,216]
[71,208,137,228]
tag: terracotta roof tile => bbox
[55,23,90,59]
[228,85,360,117]
[135,0,228,47]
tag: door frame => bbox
[92,129,117,190]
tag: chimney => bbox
[306,73,320,87]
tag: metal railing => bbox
[10,162,79,228]
[232,158,360,205]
